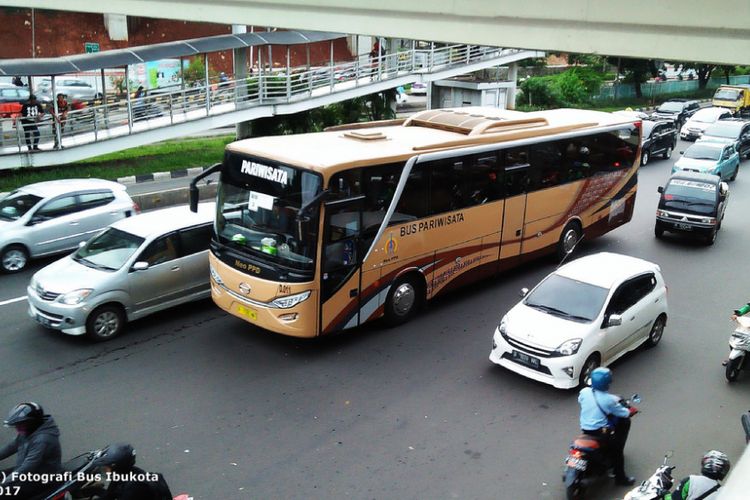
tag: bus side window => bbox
[503,147,530,196]
[531,141,566,189]
[394,165,429,219]
[428,158,467,214]
[329,170,362,199]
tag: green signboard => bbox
[84,42,100,54]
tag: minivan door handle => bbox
[69,221,79,225]
[170,266,180,272]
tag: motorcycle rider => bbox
[91,443,172,499]
[666,450,730,500]
[578,367,637,486]
[0,402,63,499]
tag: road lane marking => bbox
[0,296,27,306]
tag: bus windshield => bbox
[216,152,322,271]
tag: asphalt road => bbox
[2,138,750,500]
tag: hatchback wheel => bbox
[1,245,28,274]
[578,354,600,388]
[86,304,125,341]
[730,166,738,181]
[646,315,666,348]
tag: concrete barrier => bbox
[130,183,217,212]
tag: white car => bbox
[680,107,732,141]
[489,252,668,389]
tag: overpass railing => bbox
[0,44,522,159]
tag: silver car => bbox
[37,78,101,102]
[27,203,214,341]
[0,179,138,273]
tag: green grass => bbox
[0,135,234,192]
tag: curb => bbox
[114,165,212,186]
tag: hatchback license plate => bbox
[511,350,541,369]
[237,305,258,321]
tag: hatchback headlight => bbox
[58,288,93,305]
[555,338,582,356]
[271,290,311,309]
[498,316,508,335]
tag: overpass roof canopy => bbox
[0,30,346,76]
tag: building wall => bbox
[0,8,351,74]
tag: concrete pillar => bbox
[507,62,518,110]
[233,24,251,139]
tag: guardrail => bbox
[0,44,520,159]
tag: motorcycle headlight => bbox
[58,288,94,305]
[270,290,311,309]
[555,338,582,356]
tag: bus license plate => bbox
[237,305,258,321]
[511,350,540,369]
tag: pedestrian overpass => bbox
[0,40,540,169]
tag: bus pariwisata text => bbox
[189,107,641,337]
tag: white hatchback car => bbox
[489,252,668,389]
[680,107,733,141]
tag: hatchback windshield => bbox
[73,228,144,271]
[0,191,43,221]
[703,123,740,139]
[657,102,684,113]
[691,109,722,123]
[683,144,721,161]
[524,274,609,322]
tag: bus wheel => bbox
[557,222,582,261]
[384,276,423,326]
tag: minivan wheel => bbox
[663,146,673,159]
[86,305,125,341]
[654,224,665,239]
[1,245,28,273]
[641,149,650,166]
[705,228,717,246]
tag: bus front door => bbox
[320,197,364,334]
[499,161,530,270]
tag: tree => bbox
[606,57,657,98]
[671,62,724,89]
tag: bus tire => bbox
[557,222,582,261]
[384,275,423,327]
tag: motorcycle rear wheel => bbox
[566,482,584,500]
[726,355,743,382]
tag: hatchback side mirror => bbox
[78,241,86,248]
[607,314,623,327]
[132,261,149,271]
[519,287,529,298]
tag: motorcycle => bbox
[724,316,750,381]
[623,451,675,500]
[562,394,640,500]
[34,446,192,500]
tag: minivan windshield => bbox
[657,102,684,113]
[73,228,144,271]
[0,191,43,221]
[683,144,721,161]
[664,179,717,203]
[524,274,609,322]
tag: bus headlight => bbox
[271,290,311,309]
[210,265,224,285]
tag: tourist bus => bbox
[189,107,641,337]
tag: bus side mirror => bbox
[657,186,664,194]
[189,185,199,213]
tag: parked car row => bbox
[1,178,215,342]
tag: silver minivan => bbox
[0,179,138,273]
[27,203,215,341]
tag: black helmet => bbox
[93,443,136,471]
[701,450,730,480]
[4,402,44,427]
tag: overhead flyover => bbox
[11,0,750,65]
